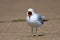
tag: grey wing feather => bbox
[37,14,43,20]
[37,14,43,24]
[37,14,48,23]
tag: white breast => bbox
[26,14,42,27]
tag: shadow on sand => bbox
[26,33,45,37]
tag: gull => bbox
[26,8,45,36]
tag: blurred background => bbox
[0,0,60,21]
[0,0,60,40]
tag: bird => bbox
[26,8,45,36]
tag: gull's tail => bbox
[42,16,48,22]
[42,16,45,20]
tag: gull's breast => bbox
[26,14,42,27]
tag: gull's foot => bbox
[32,34,39,37]
[31,34,36,37]
[31,33,45,37]
[33,34,36,36]
[34,34,45,37]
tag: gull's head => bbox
[27,8,35,18]
[28,8,34,12]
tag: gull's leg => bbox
[36,27,38,36]
[31,27,38,36]
[31,27,33,36]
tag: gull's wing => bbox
[36,14,44,24]
[36,14,46,21]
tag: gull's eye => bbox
[28,11,32,16]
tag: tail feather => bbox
[42,16,45,20]
[42,16,48,22]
